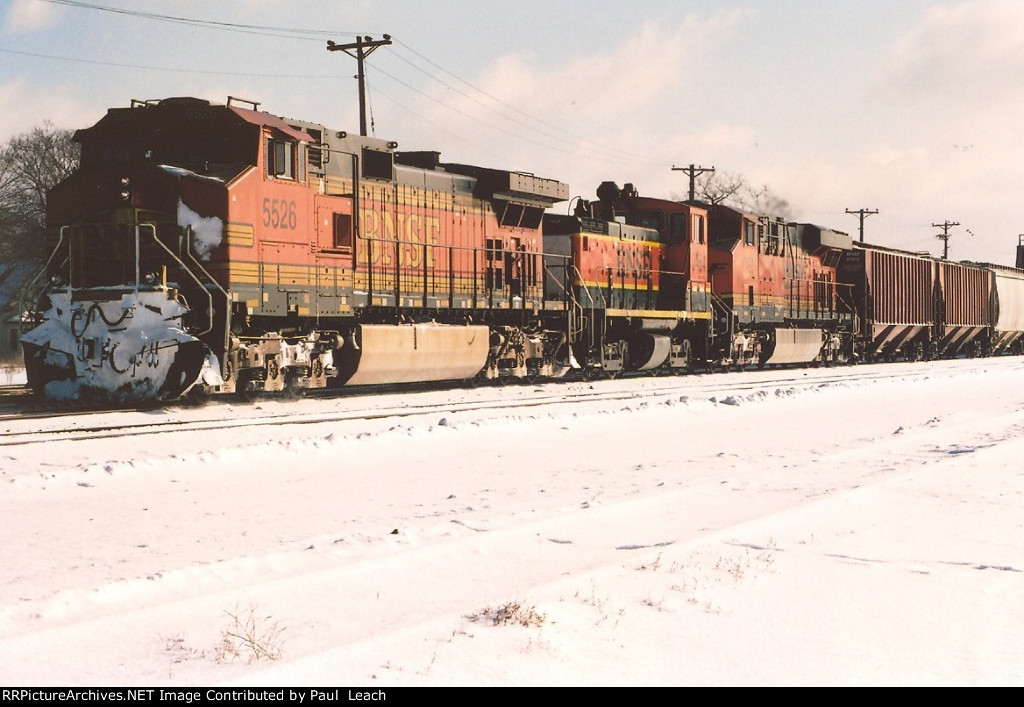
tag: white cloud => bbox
[883,0,1024,106]
[3,0,60,34]
[389,9,759,196]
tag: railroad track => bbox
[0,358,1005,449]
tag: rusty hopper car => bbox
[934,258,991,356]
[839,242,1007,360]
[839,242,936,361]
[21,97,570,401]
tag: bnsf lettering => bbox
[262,198,298,230]
[360,209,441,268]
[616,247,654,279]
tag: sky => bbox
[2,0,1024,266]
[0,357,1021,686]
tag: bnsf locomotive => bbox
[20,97,1024,402]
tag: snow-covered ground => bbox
[0,358,1022,687]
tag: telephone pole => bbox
[671,164,715,202]
[327,35,392,136]
[933,220,960,260]
[845,208,878,243]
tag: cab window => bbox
[266,137,301,180]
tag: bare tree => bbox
[694,169,746,206]
[0,122,79,260]
[692,170,797,220]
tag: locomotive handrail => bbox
[182,227,232,351]
[355,234,557,309]
[709,290,734,345]
[143,224,216,337]
[18,226,70,332]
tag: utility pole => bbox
[327,35,392,136]
[671,164,715,202]
[845,208,878,243]
[932,220,960,260]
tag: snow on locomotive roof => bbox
[157,165,224,183]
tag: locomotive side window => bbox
[501,203,525,228]
[694,215,705,244]
[669,213,688,243]
[495,202,543,229]
[745,221,755,246]
[519,206,543,230]
[362,148,393,181]
[633,211,665,231]
[765,221,780,255]
[266,137,297,180]
[333,213,353,249]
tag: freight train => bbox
[19,97,1024,402]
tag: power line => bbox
[33,0,684,171]
[42,0,371,40]
[391,40,661,166]
[0,47,343,79]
